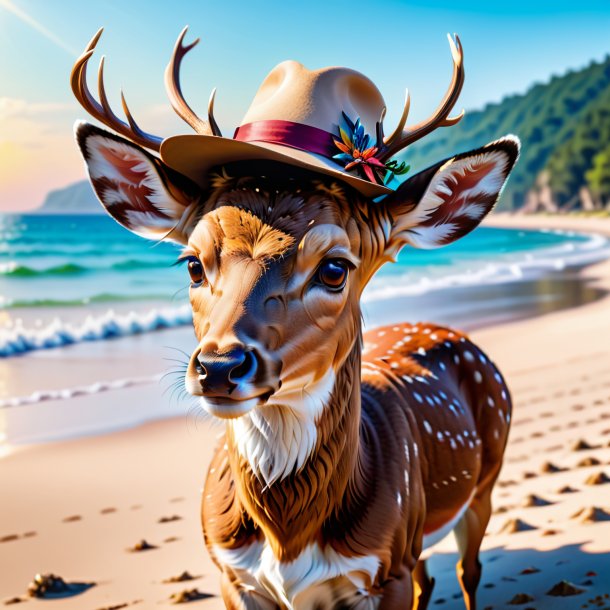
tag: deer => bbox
[72,27,518,610]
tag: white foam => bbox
[0,375,161,409]
[0,305,192,357]
[363,231,610,303]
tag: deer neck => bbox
[226,334,363,561]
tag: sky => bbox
[1,0,610,212]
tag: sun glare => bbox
[0,0,77,56]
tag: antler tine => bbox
[208,88,222,137]
[70,28,162,151]
[379,34,465,162]
[382,89,410,149]
[165,26,222,136]
[70,29,163,151]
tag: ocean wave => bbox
[2,293,175,308]
[2,230,609,358]
[364,231,610,302]
[0,375,161,409]
[0,305,192,357]
[0,259,167,277]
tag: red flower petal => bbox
[362,164,377,183]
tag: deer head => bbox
[73,29,519,485]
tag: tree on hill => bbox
[399,55,610,211]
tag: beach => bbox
[1,214,610,608]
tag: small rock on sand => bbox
[127,540,157,552]
[542,528,560,536]
[508,592,534,604]
[584,471,610,485]
[27,573,94,599]
[546,580,585,596]
[556,485,578,494]
[577,456,601,467]
[62,515,82,523]
[169,588,214,604]
[0,535,19,543]
[540,461,563,473]
[162,571,198,584]
[158,515,182,523]
[522,494,552,507]
[499,518,537,534]
[4,598,25,605]
[573,506,610,523]
[572,439,595,451]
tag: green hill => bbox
[400,56,610,211]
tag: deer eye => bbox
[317,259,349,291]
[185,256,204,285]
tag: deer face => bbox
[179,191,367,421]
[77,123,518,480]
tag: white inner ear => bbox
[398,149,511,249]
[85,135,192,223]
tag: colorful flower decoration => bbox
[333,112,410,185]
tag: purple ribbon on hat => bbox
[234,120,337,159]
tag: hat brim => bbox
[160,135,393,198]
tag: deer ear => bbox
[383,136,520,254]
[75,122,201,244]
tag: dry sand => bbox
[1,214,609,609]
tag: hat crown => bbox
[240,61,386,137]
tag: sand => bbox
[1,214,610,608]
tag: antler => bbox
[379,34,465,162]
[70,28,163,152]
[165,26,222,137]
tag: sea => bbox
[1,213,610,359]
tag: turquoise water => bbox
[0,213,608,357]
[0,214,597,308]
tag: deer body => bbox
[202,322,510,609]
[72,27,519,610]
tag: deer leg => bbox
[412,559,435,610]
[378,567,414,609]
[453,488,493,610]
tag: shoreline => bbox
[1,214,609,608]
[2,217,610,447]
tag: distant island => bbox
[36,54,610,214]
[36,180,103,214]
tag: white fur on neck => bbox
[229,369,336,486]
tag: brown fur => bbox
[189,182,511,610]
[77,124,519,609]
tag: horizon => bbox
[1,0,610,212]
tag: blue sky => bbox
[1,0,610,210]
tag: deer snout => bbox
[196,347,258,395]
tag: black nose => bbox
[196,347,258,395]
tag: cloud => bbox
[0,97,74,120]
